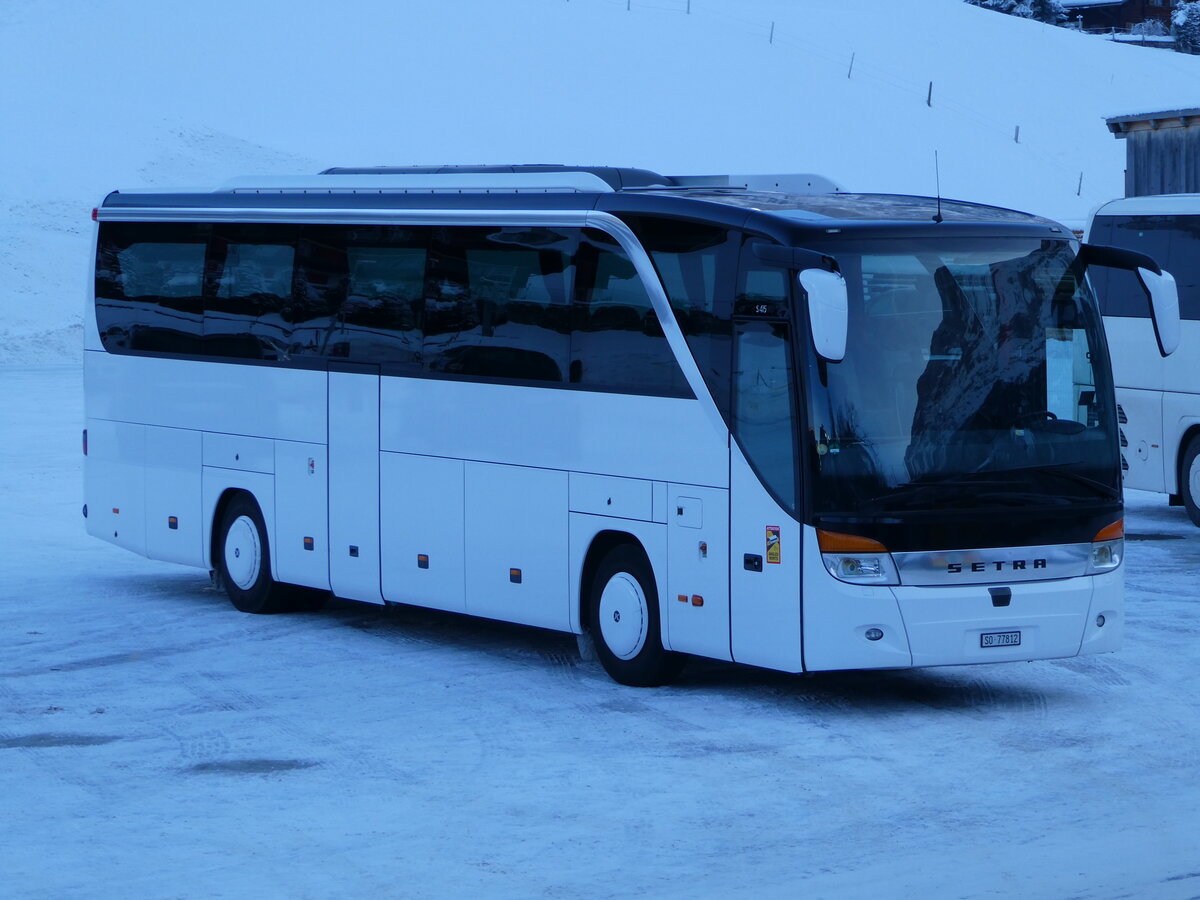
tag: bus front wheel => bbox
[588,544,684,687]
[215,494,324,614]
[1182,438,1200,527]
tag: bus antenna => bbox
[933,151,944,224]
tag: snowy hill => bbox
[3,0,1199,363]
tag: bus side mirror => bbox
[799,268,848,362]
[1082,243,1180,357]
[1138,267,1180,357]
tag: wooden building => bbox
[1061,0,1171,32]
[1107,108,1200,196]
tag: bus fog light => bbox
[865,628,884,641]
[1096,614,1106,628]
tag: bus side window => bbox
[1169,215,1200,321]
[631,217,736,415]
[300,225,427,370]
[95,222,208,356]
[570,228,691,397]
[1103,216,1172,319]
[205,224,299,360]
[733,320,797,511]
[423,226,571,383]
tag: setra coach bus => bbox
[83,165,1179,685]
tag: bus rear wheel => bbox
[216,494,325,614]
[588,544,684,687]
[1182,438,1200,527]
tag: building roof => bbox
[1106,108,1200,136]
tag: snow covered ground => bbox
[3,364,1199,899]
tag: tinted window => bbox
[299,225,427,369]
[95,222,209,354]
[734,320,797,510]
[424,227,571,383]
[1164,215,1200,321]
[571,228,690,396]
[206,225,299,360]
[1093,215,1172,319]
[629,217,735,412]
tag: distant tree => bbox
[1025,0,1067,25]
[965,0,1032,16]
[1175,2,1200,54]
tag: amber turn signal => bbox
[816,529,890,554]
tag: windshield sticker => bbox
[766,526,781,564]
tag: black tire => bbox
[1182,437,1200,527]
[587,544,684,687]
[215,494,325,614]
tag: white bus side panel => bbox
[729,447,802,673]
[84,419,147,557]
[802,527,912,671]
[379,378,728,489]
[665,485,731,661]
[1103,316,1166,394]
[1161,394,1200,496]
[274,441,329,590]
[328,371,383,605]
[465,462,569,631]
[144,426,203,568]
[380,453,466,614]
[84,353,328,445]
[1104,316,1167,492]
[1115,387,1167,493]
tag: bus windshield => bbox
[802,237,1120,517]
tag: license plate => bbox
[981,631,1021,648]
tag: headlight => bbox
[817,529,900,586]
[1087,519,1124,575]
[1087,538,1123,574]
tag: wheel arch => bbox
[1175,424,1200,497]
[204,476,275,579]
[577,528,667,638]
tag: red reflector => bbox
[91,207,98,222]
[112,508,119,515]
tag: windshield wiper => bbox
[862,466,1117,512]
[997,464,1119,500]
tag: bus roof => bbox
[99,165,1068,242]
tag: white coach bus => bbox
[84,166,1178,685]
[1087,195,1198,523]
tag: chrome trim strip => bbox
[893,543,1095,586]
[94,207,597,226]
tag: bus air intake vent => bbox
[1117,404,1128,424]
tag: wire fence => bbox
[557,0,1091,189]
